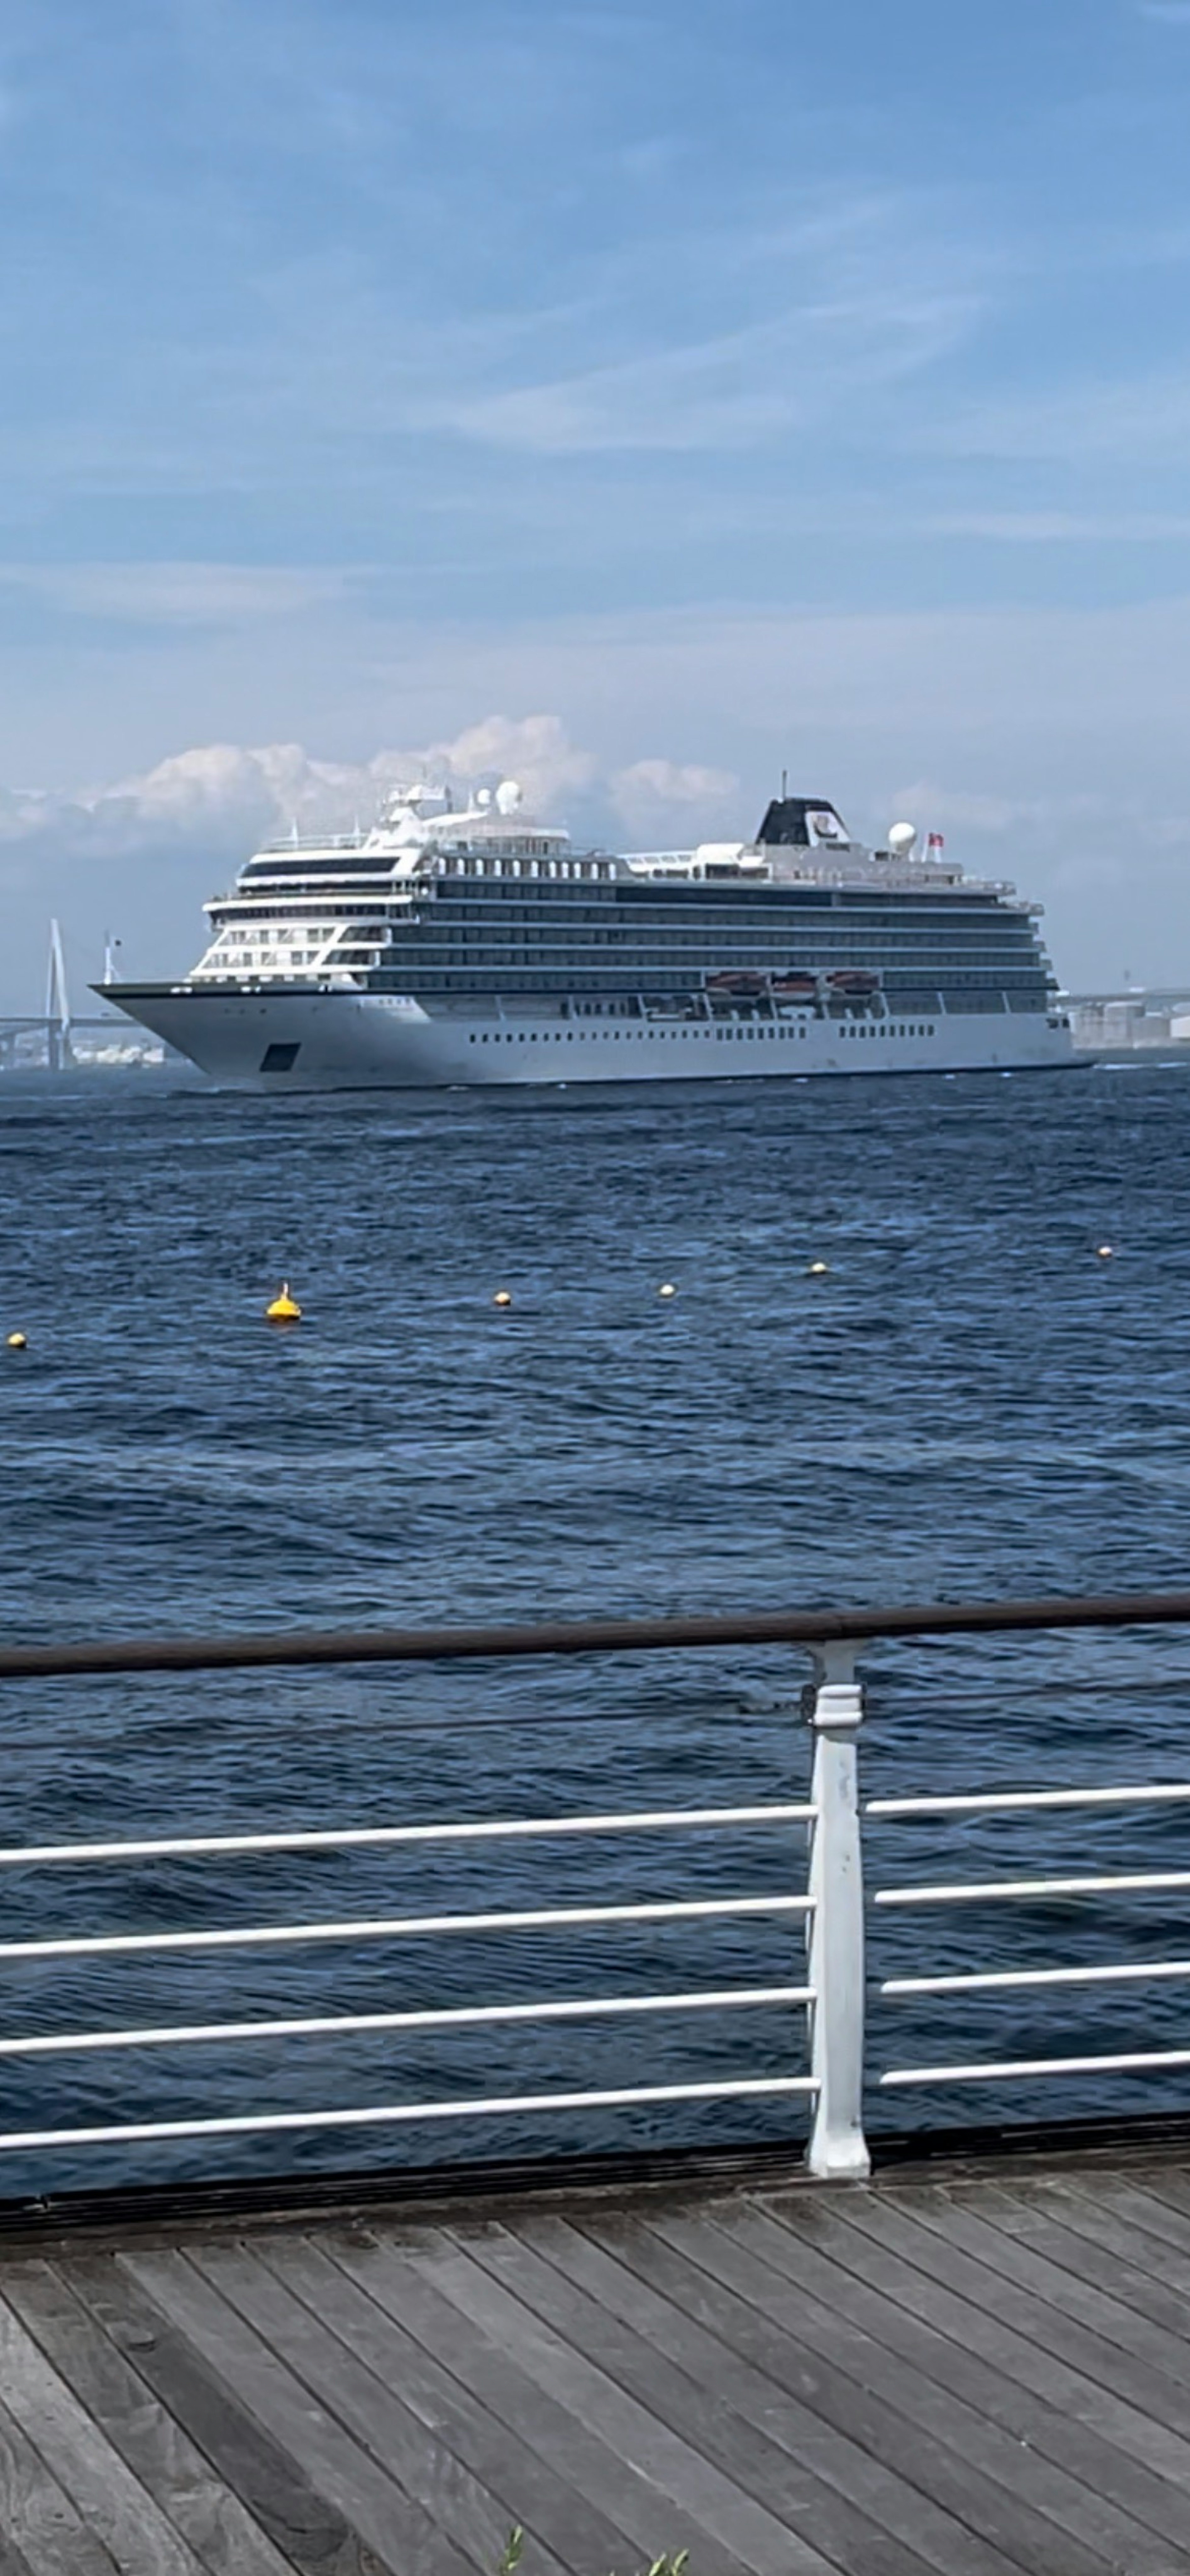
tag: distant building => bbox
[1068,994,1190,1051]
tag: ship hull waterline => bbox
[103,985,1080,1091]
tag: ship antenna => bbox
[781,768,788,799]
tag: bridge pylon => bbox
[45,920,73,1073]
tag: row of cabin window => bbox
[467,1022,939,1043]
[438,854,614,879]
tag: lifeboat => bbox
[772,972,820,998]
[826,969,880,995]
[705,970,768,995]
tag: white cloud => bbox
[412,714,597,810]
[0,716,603,859]
[611,758,739,831]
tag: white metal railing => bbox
[0,1794,822,2166]
[4,1597,1190,2185]
[869,1769,1190,2117]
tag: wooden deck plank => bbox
[959,2179,1190,2338]
[393,2220,836,2576]
[508,2226,960,2576]
[628,2201,1167,2576]
[318,2224,718,2575]
[820,2188,1190,2463]
[1125,2168,1190,2244]
[0,2260,293,2576]
[188,2239,549,2576]
[759,2187,1190,2518]
[0,2295,206,2576]
[123,2248,472,2576]
[0,2387,119,2576]
[249,2230,631,2576]
[0,2154,1187,2576]
[65,2251,376,2576]
[549,2208,1096,2576]
[1081,2176,1190,2260]
[444,2216,1032,2576]
[706,2200,1189,2570]
[998,2176,1190,2293]
[883,2183,1190,2390]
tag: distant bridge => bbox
[0,1014,132,1071]
[0,921,138,1069]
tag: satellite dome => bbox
[475,786,493,809]
[887,821,917,857]
[495,779,523,814]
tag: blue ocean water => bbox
[1,1058,1190,2191]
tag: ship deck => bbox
[2,2135,1190,2574]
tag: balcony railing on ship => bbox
[3,1591,1190,2184]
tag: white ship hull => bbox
[106,985,1078,1089]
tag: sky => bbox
[2,0,1190,1007]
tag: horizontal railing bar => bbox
[8,1587,1190,1679]
[0,1891,811,1963]
[0,2074,818,2154]
[0,1804,813,1870]
[882,2049,1190,2085]
[869,1784,1190,1818]
[867,1677,1190,1707]
[883,1959,1190,1996]
[875,1870,1190,1906]
[0,1985,813,2057]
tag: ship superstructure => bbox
[101,782,1076,1087]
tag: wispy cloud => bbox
[925,510,1190,541]
[0,563,362,625]
[922,371,1190,462]
[435,285,976,456]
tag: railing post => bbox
[805,1641,871,2179]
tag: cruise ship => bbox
[101,781,1077,1088]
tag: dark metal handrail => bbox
[3,1588,1190,1679]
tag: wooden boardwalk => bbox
[1,2151,1190,2574]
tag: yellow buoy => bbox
[265,1282,302,1324]
[5,1332,27,1351]
[493,1289,513,1309]
[807,1261,831,1277]
[659,1282,678,1299]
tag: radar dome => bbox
[495,779,523,814]
[887,822,917,857]
[475,786,493,809]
